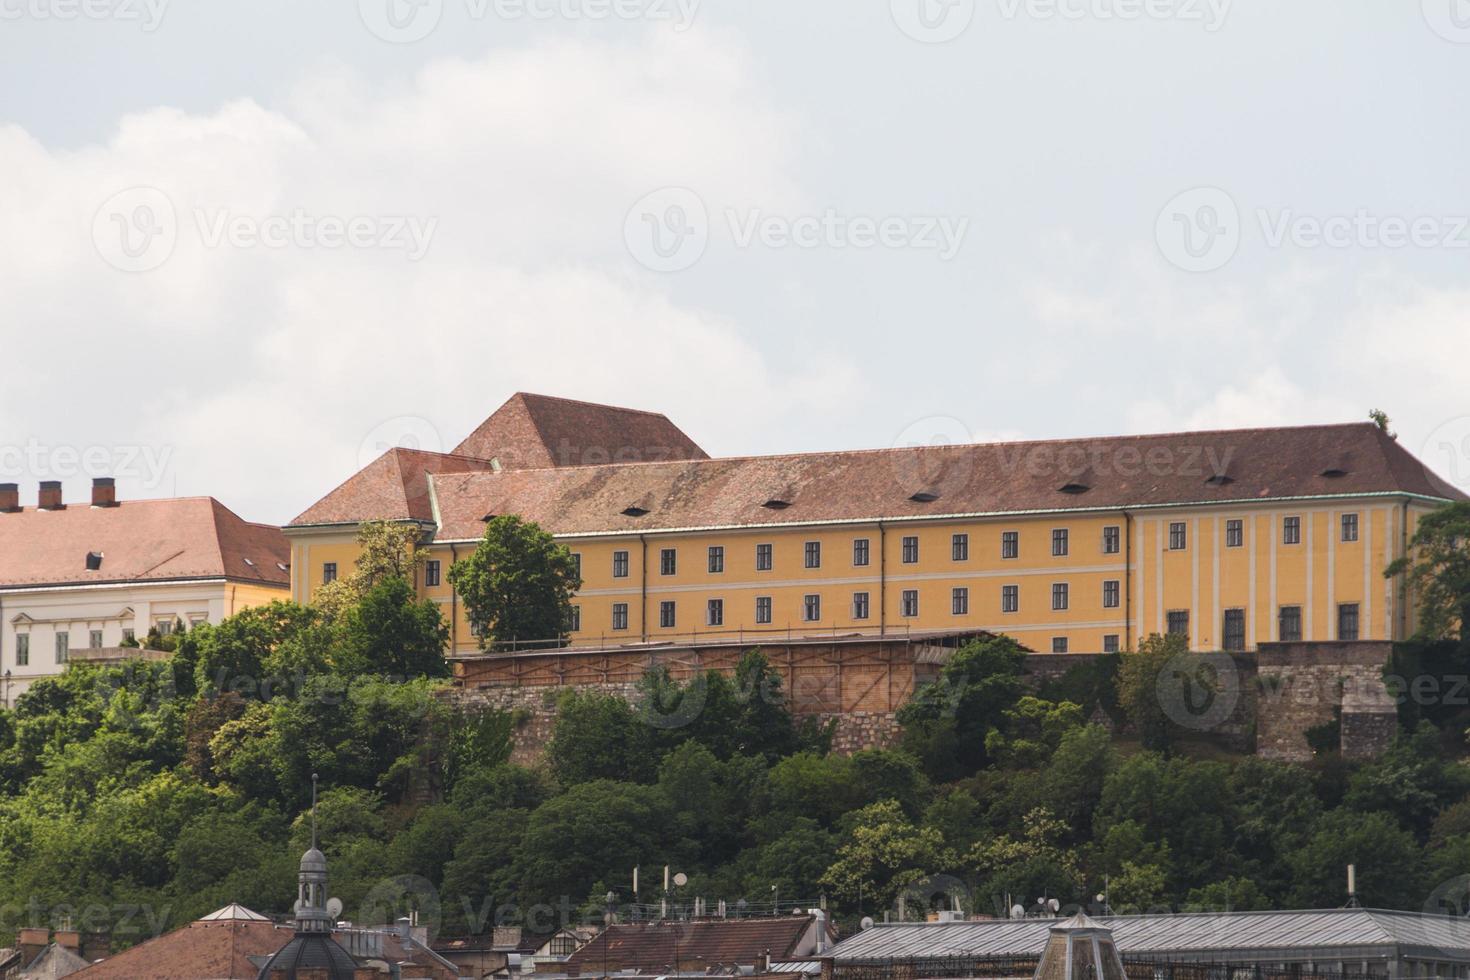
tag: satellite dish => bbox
[860,917,875,931]
[673,873,689,887]
[327,898,344,920]
[1010,905,1025,920]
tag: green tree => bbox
[448,515,583,648]
[1117,632,1193,752]
[1386,501,1470,643]
[820,800,947,911]
[898,635,1028,779]
[333,576,449,678]
[312,520,428,619]
[547,690,656,785]
[1289,809,1425,909]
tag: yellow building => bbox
[0,478,291,703]
[286,394,1464,656]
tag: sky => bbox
[1,0,1468,525]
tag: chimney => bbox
[0,483,18,513]
[91,477,118,508]
[38,481,64,511]
[18,927,49,965]
[54,928,81,953]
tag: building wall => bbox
[0,578,289,705]
[288,494,1437,656]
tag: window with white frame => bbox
[1052,583,1069,611]
[659,601,676,628]
[756,543,773,571]
[1103,525,1120,554]
[613,550,630,578]
[852,592,870,620]
[707,598,724,627]
[1052,528,1069,557]
[951,533,969,561]
[708,546,724,574]
[612,603,629,631]
[951,587,969,615]
[803,594,821,622]
[756,596,773,624]
[901,536,919,563]
[901,590,919,617]
[1002,585,1019,613]
[853,538,871,566]
[1103,580,1120,609]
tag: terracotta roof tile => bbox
[290,448,497,527]
[454,392,708,469]
[69,919,289,979]
[429,422,1463,540]
[0,496,290,590]
[562,917,821,974]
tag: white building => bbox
[0,478,290,704]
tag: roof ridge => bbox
[514,390,676,420]
[431,420,1386,477]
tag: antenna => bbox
[311,772,319,851]
[1346,864,1360,908]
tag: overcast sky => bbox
[1,1,1468,524]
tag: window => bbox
[1103,634,1120,653]
[804,541,821,569]
[570,553,582,579]
[549,935,579,957]
[1002,531,1019,560]
[1103,525,1120,555]
[1339,603,1361,641]
[756,543,773,571]
[1169,522,1187,550]
[901,590,919,617]
[803,594,821,622]
[852,592,870,620]
[901,536,919,564]
[853,538,871,566]
[1279,605,1302,642]
[121,629,134,646]
[569,605,581,632]
[707,599,724,627]
[1342,513,1359,543]
[55,632,69,664]
[612,602,629,631]
[90,630,103,649]
[1052,583,1069,611]
[951,533,969,562]
[951,587,969,615]
[1103,580,1120,609]
[157,619,174,636]
[1052,528,1069,557]
[1223,609,1246,651]
[1283,516,1301,545]
[322,562,337,584]
[16,633,29,666]
[756,596,773,624]
[424,559,441,587]
[708,546,724,574]
[613,550,630,578]
[1002,585,1019,613]
[1166,610,1190,636]
[1226,519,1244,548]
[659,601,676,629]
[660,548,677,575]
[1052,637,1069,653]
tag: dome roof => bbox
[254,933,359,980]
[299,847,327,873]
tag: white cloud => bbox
[0,30,855,523]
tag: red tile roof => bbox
[290,447,496,527]
[0,496,290,590]
[454,392,708,469]
[291,393,707,528]
[562,916,823,974]
[426,422,1463,540]
[69,919,289,979]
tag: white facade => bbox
[0,579,234,705]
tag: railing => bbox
[472,625,931,654]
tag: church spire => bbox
[296,772,331,935]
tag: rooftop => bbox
[827,909,1470,964]
[0,496,289,591]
